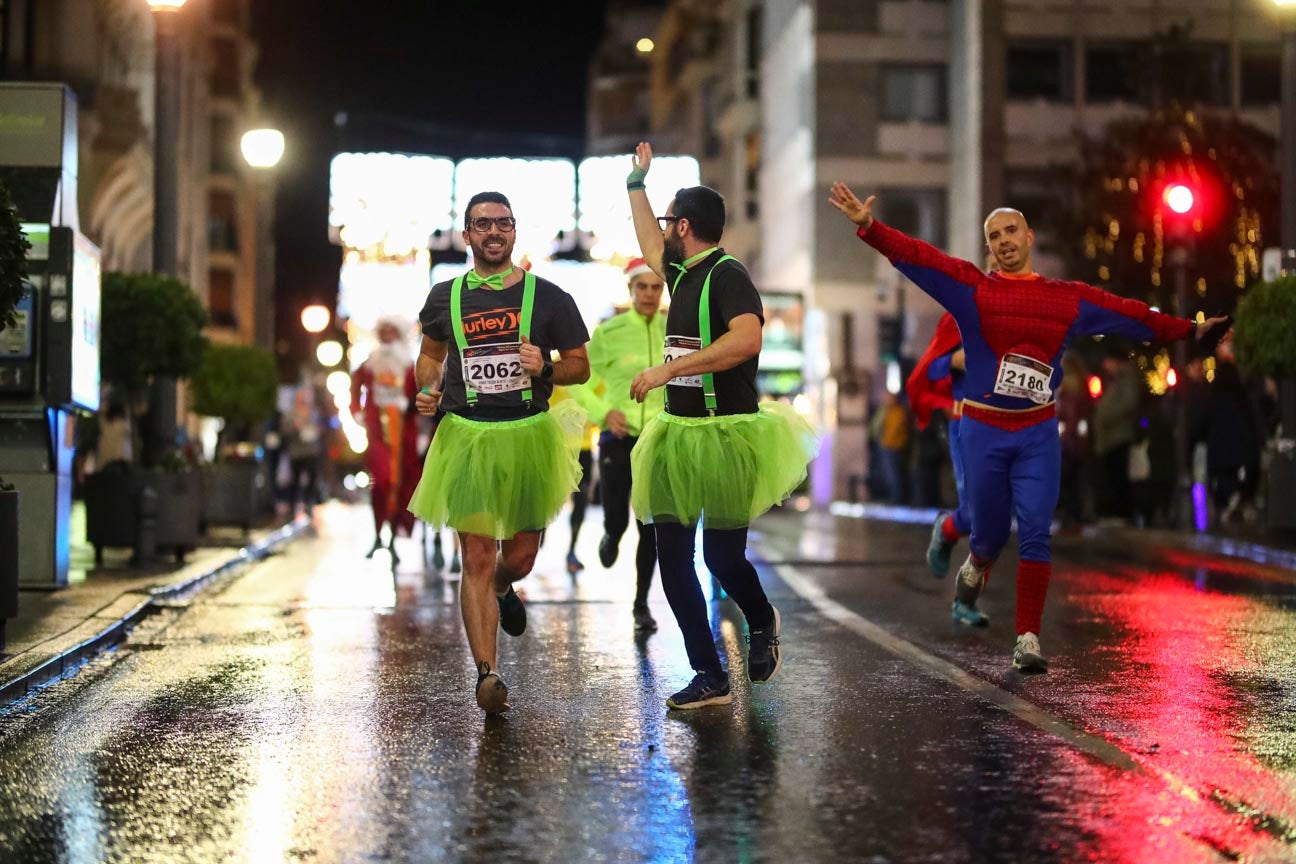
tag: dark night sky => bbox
[249,0,611,359]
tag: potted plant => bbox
[85,272,207,563]
[190,342,279,532]
[0,180,30,648]
[1232,273,1296,530]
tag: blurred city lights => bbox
[145,0,187,10]
[578,154,700,262]
[300,304,330,333]
[1164,184,1195,215]
[355,471,370,489]
[1087,375,1103,399]
[325,371,352,397]
[1166,367,1179,388]
[329,152,455,257]
[316,340,344,367]
[240,128,285,169]
[636,38,655,53]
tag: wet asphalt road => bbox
[1,502,1294,863]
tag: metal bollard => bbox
[134,478,158,565]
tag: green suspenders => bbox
[450,270,537,406]
[670,254,738,417]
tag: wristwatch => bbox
[540,360,554,381]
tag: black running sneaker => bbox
[598,533,618,568]
[746,605,782,682]
[666,672,732,710]
[475,661,510,714]
[633,605,658,633]
[497,586,527,637]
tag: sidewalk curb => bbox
[0,517,311,709]
[826,501,1296,572]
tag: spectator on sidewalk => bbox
[871,391,911,504]
[1092,352,1140,523]
[1195,359,1263,525]
[95,402,134,470]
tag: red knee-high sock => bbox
[940,515,962,543]
[1016,559,1051,635]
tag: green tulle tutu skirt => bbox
[631,401,819,530]
[408,401,586,539]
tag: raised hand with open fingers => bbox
[828,182,876,230]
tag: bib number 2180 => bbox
[993,353,1054,404]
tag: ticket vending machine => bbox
[0,225,101,588]
[0,83,100,588]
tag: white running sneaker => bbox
[1012,632,1048,674]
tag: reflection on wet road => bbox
[0,502,1293,862]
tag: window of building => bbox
[1170,42,1230,106]
[1006,40,1072,102]
[208,190,238,252]
[881,65,947,123]
[210,115,236,174]
[210,36,240,98]
[745,7,762,99]
[1241,46,1281,106]
[208,269,236,328]
[875,188,946,247]
[1085,43,1143,102]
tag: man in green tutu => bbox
[409,192,590,715]
[625,143,819,710]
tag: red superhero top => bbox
[859,221,1193,432]
[906,312,961,430]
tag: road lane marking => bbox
[770,562,1296,852]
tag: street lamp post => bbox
[147,0,186,277]
[241,128,284,352]
[1278,0,1296,264]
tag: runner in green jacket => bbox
[570,258,666,633]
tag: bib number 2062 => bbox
[463,343,530,394]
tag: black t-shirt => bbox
[664,249,764,417]
[419,272,589,418]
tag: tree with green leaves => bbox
[190,343,279,450]
[100,272,209,397]
[0,180,30,333]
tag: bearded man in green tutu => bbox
[410,191,590,715]
[625,143,819,710]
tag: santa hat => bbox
[624,257,654,280]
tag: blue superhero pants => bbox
[959,415,1060,564]
[948,417,972,536]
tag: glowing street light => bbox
[300,304,330,333]
[1163,184,1195,215]
[145,0,187,10]
[241,128,285,169]
[316,340,344,367]
[636,38,655,53]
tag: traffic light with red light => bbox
[1163,184,1195,216]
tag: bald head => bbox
[983,207,1035,275]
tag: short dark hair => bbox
[464,191,512,225]
[671,186,725,243]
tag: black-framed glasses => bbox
[657,216,683,228]
[467,216,517,233]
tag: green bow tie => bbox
[466,267,514,290]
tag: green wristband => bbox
[627,181,646,191]
[627,166,647,187]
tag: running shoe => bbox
[449,552,461,574]
[633,605,658,633]
[567,551,584,574]
[951,556,990,628]
[365,537,382,560]
[598,533,618,568]
[497,586,527,637]
[666,672,732,710]
[432,539,445,571]
[926,513,954,579]
[1012,632,1048,674]
[746,606,782,683]
[475,661,511,714]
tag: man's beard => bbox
[662,234,686,271]
[472,235,513,265]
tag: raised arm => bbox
[1072,282,1228,344]
[828,183,984,317]
[628,142,666,279]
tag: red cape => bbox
[906,313,962,430]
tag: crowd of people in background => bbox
[866,340,1281,532]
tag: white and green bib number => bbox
[993,352,1054,404]
[663,336,703,388]
[451,271,537,405]
[666,253,738,415]
[462,343,529,394]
